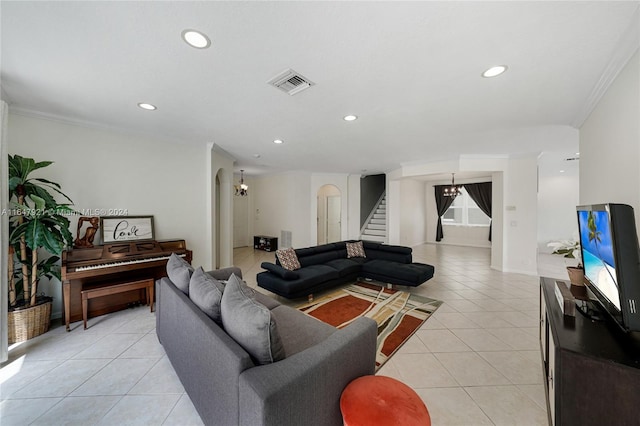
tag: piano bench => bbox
[81,278,155,330]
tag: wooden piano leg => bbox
[63,281,71,332]
[82,296,88,330]
[149,280,155,312]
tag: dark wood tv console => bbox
[540,277,640,425]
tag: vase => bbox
[566,266,586,287]
[7,299,52,344]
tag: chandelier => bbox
[443,173,462,198]
[235,170,248,197]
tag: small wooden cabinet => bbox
[539,277,640,425]
[254,235,278,252]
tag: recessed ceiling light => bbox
[273,139,283,144]
[560,170,566,173]
[181,29,211,49]
[137,103,157,110]
[481,65,508,78]
[343,115,358,121]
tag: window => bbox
[442,187,490,226]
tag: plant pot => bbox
[8,299,52,344]
[567,266,586,287]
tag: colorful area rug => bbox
[297,281,442,370]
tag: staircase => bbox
[361,195,386,243]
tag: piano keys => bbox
[61,239,192,331]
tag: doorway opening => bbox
[317,185,341,244]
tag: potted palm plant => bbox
[547,239,585,286]
[8,155,74,343]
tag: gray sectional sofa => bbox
[257,240,435,299]
[156,260,377,426]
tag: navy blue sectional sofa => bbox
[257,240,435,299]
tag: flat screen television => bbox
[577,203,640,332]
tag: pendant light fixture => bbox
[443,173,462,198]
[235,170,248,197]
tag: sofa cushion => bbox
[325,258,362,277]
[363,260,434,284]
[276,247,301,271]
[254,291,281,310]
[364,247,412,263]
[378,244,412,255]
[295,243,338,258]
[189,267,225,324]
[298,250,339,267]
[362,241,382,250]
[295,265,340,286]
[257,265,341,298]
[205,266,243,280]
[221,274,286,365]
[271,305,335,356]
[346,241,366,258]
[167,253,194,295]
[261,262,299,280]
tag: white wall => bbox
[441,225,491,248]
[253,172,312,249]
[537,172,580,251]
[398,179,426,247]
[347,174,361,240]
[250,172,360,249]
[503,155,539,275]
[1,101,9,361]
[232,173,254,248]
[209,144,235,269]
[386,178,401,244]
[580,50,640,227]
[8,112,209,317]
[491,171,505,271]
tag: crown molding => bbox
[210,143,237,162]
[9,105,192,146]
[10,105,121,132]
[572,7,640,128]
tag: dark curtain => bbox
[434,185,457,242]
[464,182,492,241]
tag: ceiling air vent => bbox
[268,69,314,95]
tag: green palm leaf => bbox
[24,220,64,254]
[8,154,74,307]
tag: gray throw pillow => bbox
[166,253,194,295]
[189,267,225,324]
[221,274,285,365]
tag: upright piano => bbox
[61,239,192,331]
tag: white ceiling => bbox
[2,1,638,176]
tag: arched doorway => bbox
[317,184,341,244]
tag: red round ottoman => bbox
[340,375,431,426]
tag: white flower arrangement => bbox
[547,239,582,268]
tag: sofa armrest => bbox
[205,266,243,281]
[238,317,377,426]
[260,262,299,280]
[156,277,254,425]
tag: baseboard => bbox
[431,241,492,249]
[499,266,539,276]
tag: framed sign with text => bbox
[100,216,155,243]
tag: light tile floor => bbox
[1,244,561,425]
